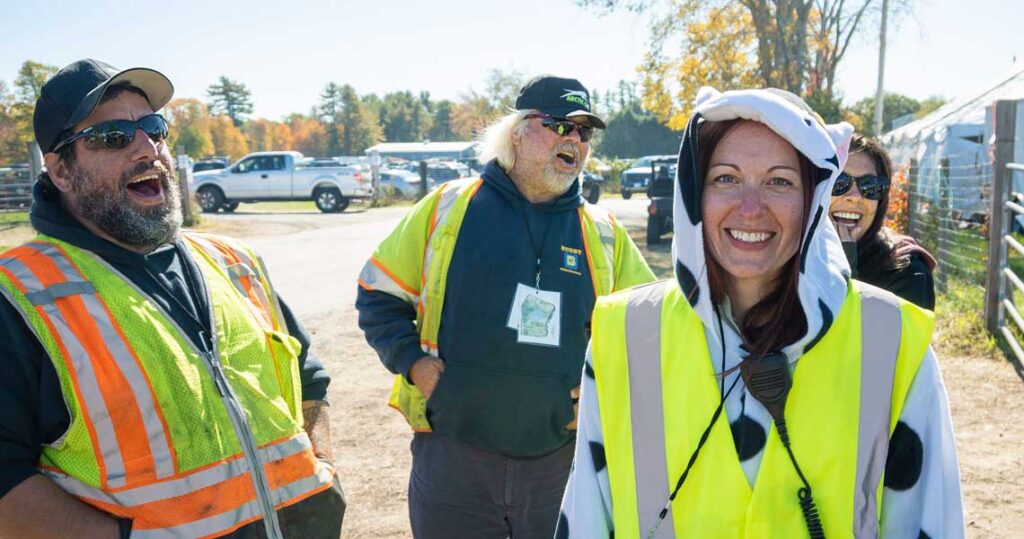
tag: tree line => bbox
[2,7,948,167]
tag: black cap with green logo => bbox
[514,75,606,129]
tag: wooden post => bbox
[175,146,194,226]
[418,160,428,199]
[986,100,1018,334]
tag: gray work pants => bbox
[408,432,574,539]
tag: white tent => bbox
[882,65,1024,219]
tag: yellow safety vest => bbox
[358,177,656,431]
[0,233,333,539]
[590,279,933,538]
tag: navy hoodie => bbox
[357,160,595,458]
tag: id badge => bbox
[506,282,561,347]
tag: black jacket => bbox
[842,238,936,310]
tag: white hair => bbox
[476,110,533,170]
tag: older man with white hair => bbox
[356,75,654,538]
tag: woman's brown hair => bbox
[699,119,817,361]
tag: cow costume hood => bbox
[672,86,855,361]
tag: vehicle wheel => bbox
[621,190,632,200]
[647,215,661,245]
[197,187,224,213]
[337,196,351,212]
[585,184,601,204]
[222,201,239,213]
[314,187,345,213]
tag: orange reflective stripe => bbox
[6,245,123,487]
[11,242,177,488]
[33,242,175,486]
[42,434,330,537]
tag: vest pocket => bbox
[424,360,575,457]
[266,330,303,420]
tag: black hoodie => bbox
[357,160,595,458]
[0,182,329,500]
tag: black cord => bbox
[775,420,825,539]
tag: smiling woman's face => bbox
[830,151,880,242]
[701,120,806,294]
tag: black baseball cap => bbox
[34,59,174,153]
[514,75,606,129]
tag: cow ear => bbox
[825,121,854,170]
[695,86,721,108]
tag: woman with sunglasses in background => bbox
[830,134,936,310]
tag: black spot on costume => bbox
[884,421,924,491]
[589,441,607,473]
[675,261,700,307]
[554,511,569,539]
[730,415,767,461]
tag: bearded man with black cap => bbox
[356,75,654,537]
[0,59,345,538]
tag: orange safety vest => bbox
[0,233,332,539]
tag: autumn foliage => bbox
[885,162,910,234]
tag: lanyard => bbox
[519,201,553,288]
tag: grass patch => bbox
[933,277,999,359]
[0,211,29,225]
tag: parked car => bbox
[402,160,475,184]
[620,154,676,199]
[379,169,434,198]
[646,159,677,245]
[191,151,372,213]
[192,158,228,173]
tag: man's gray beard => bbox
[538,162,579,195]
[69,163,182,250]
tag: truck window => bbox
[270,156,286,171]
[237,157,258,173]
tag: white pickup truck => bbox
[190,151,373,213]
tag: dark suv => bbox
[646,159,676,245]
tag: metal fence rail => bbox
[989,161,1024,363]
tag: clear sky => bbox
[2,0,1020,121]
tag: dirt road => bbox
[205,198,1022,538]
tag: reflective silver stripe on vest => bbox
[623,282,674,537]
[591,210,616,277]
[41,434,314,507]
[358,261,418,305]
[853,285,903,538]
[129,498,261,539]
[5,243,127,487]
[32,242,177,483]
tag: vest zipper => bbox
[200,326,285,539]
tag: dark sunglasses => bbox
[525,114,595,143]
[832,172,891,200]
[52,113,169,153]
